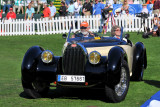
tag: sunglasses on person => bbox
[115,29,121,31]
[80,26,87,29]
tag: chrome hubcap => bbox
[115,67,127,96]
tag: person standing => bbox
[74,0,82,17]
[58,1,67,17]
[49,1,56,18]
[93,0,104,15]
[82,0,92,16]
[153,0,160,15]
[93,0,105,32]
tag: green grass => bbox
[0,33,160,107]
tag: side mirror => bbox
[124,34,130,39]
[62,34,67,39]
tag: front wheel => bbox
[105,61,130,103]
[22,79,49,98]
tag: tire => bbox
[130,66,144,81]
[105,60,130,103]
[22,79,49,99]
[131,56,144,81]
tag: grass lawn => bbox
[0,33,160,107]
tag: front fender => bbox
[107,46,127,85]
[133,42,147,70]
[21,46,44,82]
[36,56,61,82]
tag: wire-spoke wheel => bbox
[105,60,130,103]
[115,67,127,97]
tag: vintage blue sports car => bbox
[21,28,147,102]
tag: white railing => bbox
[0,15,154,36]
[36,15,101,35]
[0,19,35,36]
[114,15,154,32]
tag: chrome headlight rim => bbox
[89,51,101,65]
[41,50,54,64]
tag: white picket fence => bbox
[0,15,154,36]
[36,15,101,35]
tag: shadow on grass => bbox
[144,80,160,88]
[19,88,112,103]
[19,91,33,99]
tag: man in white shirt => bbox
[49,2,56,18]
[74,0,82,17]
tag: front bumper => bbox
[57,61,107,88]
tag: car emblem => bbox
[71,44,77,47]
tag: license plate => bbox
[57,75,85,82]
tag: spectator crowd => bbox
[0,0,160,36]
[0,0,158,20]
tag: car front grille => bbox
[62,44,86,75]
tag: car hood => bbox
[67,37,127,48]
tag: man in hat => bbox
[93,0,105,15]
[6,8,16,20]
[72,21,94,38]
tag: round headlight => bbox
[41,50,53,63]
[89,51,101,64]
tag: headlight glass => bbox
[41,50,53,63]
[89,51,101,64]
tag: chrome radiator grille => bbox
[62,44,86,75]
